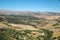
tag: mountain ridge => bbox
[0,10,60,16]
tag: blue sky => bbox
[0,0,60,12]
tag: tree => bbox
[42,29,53,40]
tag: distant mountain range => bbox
[0,10,60,16]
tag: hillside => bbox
[0,10,60,40]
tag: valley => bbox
[0,11,60,40]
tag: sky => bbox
[0,0,60,12]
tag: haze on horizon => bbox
[0,0,60,13]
